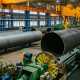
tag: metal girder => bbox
[0,0,55,4]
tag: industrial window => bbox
[51,21,55,26]
[13,21,25,27]
[13,21,19,27]
[40,21,46,26]
[30,11,37,15]
[30,21,38,27]
[13,10,25,14]
[39,12,45,15]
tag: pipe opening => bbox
[41,32,64,55]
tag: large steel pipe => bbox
[0,31,22,36]
[0,31,42,49]
[41,29,80,55]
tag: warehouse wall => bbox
[0,9,64,31]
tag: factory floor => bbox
[0,41,41,64]
[0,41,80,80]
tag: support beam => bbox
[25,11,30,31]
[46,13,51,27]
[10,10,13,28]
[6,5,48,13]
[37,12,40,27]
[0,12,6,31]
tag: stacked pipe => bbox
[41,29,80,56]
[0,31,42,49]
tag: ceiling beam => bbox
[0,0,55,4]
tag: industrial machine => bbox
[41,29,80,79]
[0,51,65,80]
[16,52,62,80]
[0,29,80,80]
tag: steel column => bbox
[25,11,30,31]
[46,13,51,27]
[1,16,5,31]
[37,12,40,27]
[10,10,13,28]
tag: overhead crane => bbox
[0,0,80,30]
[61,4,80,29]
[6,5,48,13]
[0,1,80,16]
[0,0,55,13]
[0,0,55,4]
[0,0,28,4]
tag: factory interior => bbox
[0,0,80,80]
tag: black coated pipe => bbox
[41,29,80,55]
[0,31,42,49]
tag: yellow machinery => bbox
[36,51,65,80]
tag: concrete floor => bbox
[0,41,41,65]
